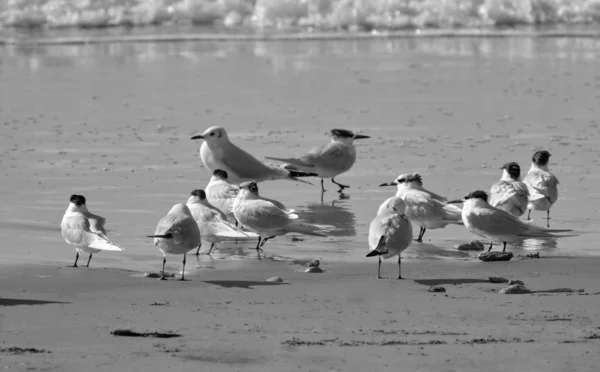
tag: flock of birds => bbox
[61,126,573,280]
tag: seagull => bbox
[379,173,462,243]
[233,181,332,259]
[205,169,294,224]
[448,190,573,252]
[265,129,370,192]
[61,194,124,267]
[147,203,201,280]
[523,150,559,227]
[489,162,529,218]
[191,126,318,184]
[365,196,413,279]
[186,189,258,255]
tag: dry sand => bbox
[1,257,599,371]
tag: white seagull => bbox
[191,126,317,184]
[205,169,294,224]
[147,203,201,280]
[448,190,572,252]
[233,181,332,259]
[523,150,560,227]
[61,194,124,267]
[266,129,370,192]
[489,161,529,218]
[380,173,462,243]
[186,189,258,255]
[365,196,413,279]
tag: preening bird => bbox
[61,194,124,267]
[489,161,530,218]
[523,150,560,227]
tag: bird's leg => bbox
[70,251,80,267]
[178,253,187,281]
[83,253,93,268]
[377,256,382,279]
[320,178,326,193]
[414,227,426,243]
[502,242,507,252]
[255,237,262,260]
[527,209,532,220]
[397,256,403,280]
[206,243,215,255]
[487,241,493,252]
[331,177,349,192]
[159,257,167,280]
[194,242,202,255]
[546,210,551,228]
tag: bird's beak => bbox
[379,181,397,187]
[354,134,370,139]
[190,134,204,140]
[447,199,464,204]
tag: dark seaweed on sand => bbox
[111,329,181,338]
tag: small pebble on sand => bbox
[499,285,532,294]
[428,286,446,293]
[305,267,323,273]
[266,276,283,283]
[479,252,513,262]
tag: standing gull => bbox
[191,126,317,184]
[365,197,413,279]
[233,182,332,259]
[186,189,258,255]
[148,203,201,280]
[489,161,529,218]
[266,129,370,192]
[61,194,124,267]
[380,173,462,243]
[448,190,572,252]
[523,150,559,227]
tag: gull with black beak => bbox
[148,203,201,280]
[205,169,294,224]
[523,150,559,227]
[233,181,332,259]
[266,129,370,192]
[366,196,413,279]
[61,194,124,267]
[380,173,462,243]
[191,126,318,184]
[489,162,529,218]
[186,189,258,255]
[448,190,573,252]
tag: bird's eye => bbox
[210,132,214,136]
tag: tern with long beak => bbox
[233,182,333,259]
[266,129,370,193]
[61,194,124,267]
[191,126,318,184]
[489,162,529,218]
[186,189,258,255]
[365,197,413,279]
[448,190,573,252]
[523,150,559,227]
[380,173,462,243]
[148,203,201,280]
[205,169,294,224]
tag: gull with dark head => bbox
[380,173,462,243]
[191,126,318,184]
[61,194,124,267]
[233,181,333,259]
[449,190,572,252]
[186,189,258,255]
[365,196,413,279]
[523,150,559,227]
[266,129,370,193]
[148,203,201,280]
[489,162,529,218]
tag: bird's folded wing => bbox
[469,207,531,236]
[219,145,275,179]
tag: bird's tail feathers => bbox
[288,222,331,237]
[265,156,315,169]
[147,233,173,239]
[89,237,124,252]
[366,236,388,257]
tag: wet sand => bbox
[1,257,600,371]
[1,36,600,370]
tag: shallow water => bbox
[1,34,600,271]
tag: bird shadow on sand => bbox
[202,280,291,289]
[414,278,490,286]
[0,298,70,307]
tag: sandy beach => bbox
[1,256,599,371]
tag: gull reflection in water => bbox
[520,237,559,251]
[298,199,357,237]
